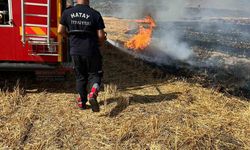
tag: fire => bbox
[125,16,156,51]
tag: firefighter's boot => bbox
[76,97,87,110]
[88,83,100,112]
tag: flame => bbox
[125,16,156,51]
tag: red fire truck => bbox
[0,0,74,75]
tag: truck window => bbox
[0,0,10,25]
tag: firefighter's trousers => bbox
[72,55,103,104]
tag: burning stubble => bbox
[125,16,156,51]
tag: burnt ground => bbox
[108,40,250,99]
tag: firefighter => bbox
[58,0,106,112]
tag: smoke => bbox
[110,0,250,19]
[154,30,193,61]
[194,0,250,12]
[151,0,193,61]
[154,0,188,21]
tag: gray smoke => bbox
[154,30,193,61]
[191,0,250,12]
